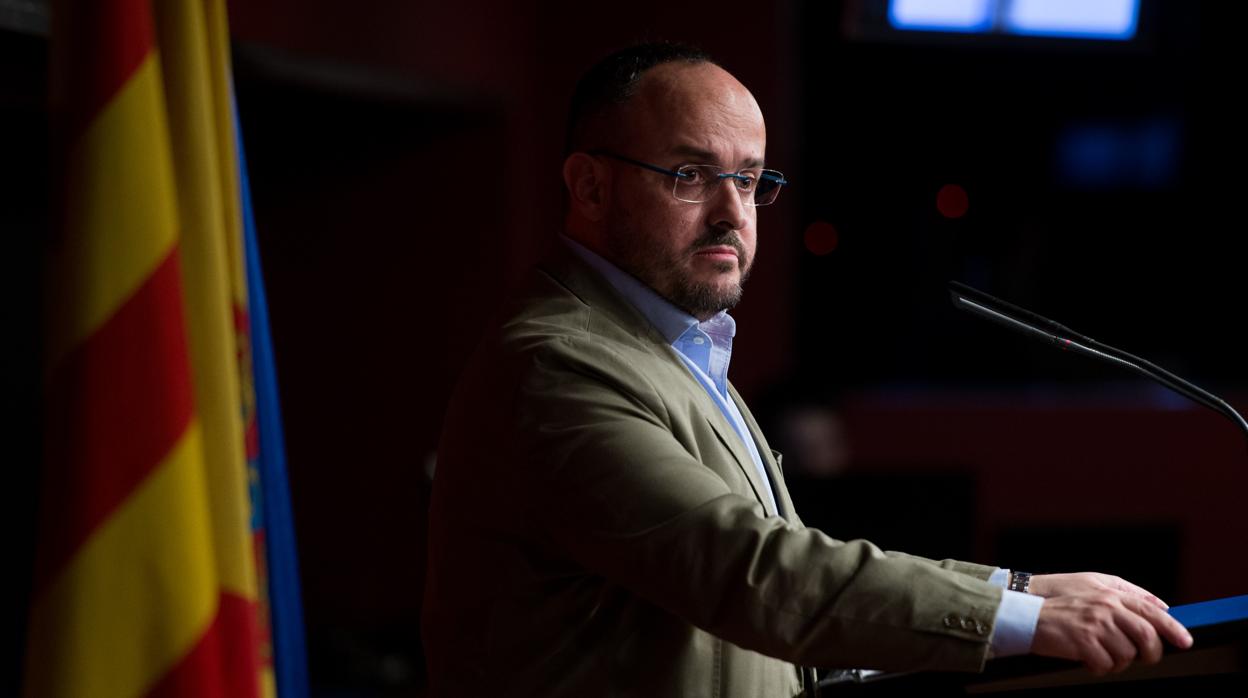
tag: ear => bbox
[562,152,610,222]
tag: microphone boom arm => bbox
[949,284,1248,449]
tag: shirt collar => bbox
[561,235,735,345]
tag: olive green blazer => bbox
[423,243,1003,697]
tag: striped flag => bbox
[27,0,304,695]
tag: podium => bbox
[820,595,1248,695]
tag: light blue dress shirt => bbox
[562,236,1041,657]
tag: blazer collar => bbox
[535,240,670,348]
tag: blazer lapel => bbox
[539,243,780,517]
[653,345,773,516]
[768,449,797,523]
[703,412,773,516]
[728,384,798,523]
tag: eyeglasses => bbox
[591,150,788,207]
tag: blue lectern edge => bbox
[1168,593,1248,628]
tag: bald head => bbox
[619,62,766,164]
[565,42,714,154]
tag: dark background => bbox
[3,1,1244,695]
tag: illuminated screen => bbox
[890,0,1139,40]
[889,0,993,32]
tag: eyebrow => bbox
[669,144,765,170]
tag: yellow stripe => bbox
[206,0,262,598]
[204,0,250,313]
[24,424,218,698]
[45,54,179,369]
[156,0,258,602]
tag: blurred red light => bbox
[804,220,840,255]
[937,184,969,219]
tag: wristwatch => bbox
[1008,570,1033,594]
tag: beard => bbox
[606,215,752,319]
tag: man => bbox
[422,43,1192,697]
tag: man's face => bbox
[602,63,766,320]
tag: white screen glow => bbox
[890,0,993,31]
[889,0,1139,40]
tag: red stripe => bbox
[53,0,156,144]
[36,248,195,591]
[145,592,263,698]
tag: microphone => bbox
[948,281,1248,449]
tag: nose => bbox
[706,177,749,231]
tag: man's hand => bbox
[1030,572,1167,609]
[1027,572,1194,675]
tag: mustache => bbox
[689,229,746,259]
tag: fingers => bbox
[1084,601,1159,674]
[1117,606,1164,665]
[1100,595,1193,672]
[1031,589,1195,676]
[1096,622,1138,674]
[1129,595,1194,650]
[1081,639,1117,676]
[1092,595,1192,674]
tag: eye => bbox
[734,171,758,191]
[676,166,707,185]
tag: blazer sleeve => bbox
[508,337,1003,672]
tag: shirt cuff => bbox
[988,587,1045,657]
[988,567,1010,588]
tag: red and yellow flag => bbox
[28,1,275,695]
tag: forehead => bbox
[626,63,767,164]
